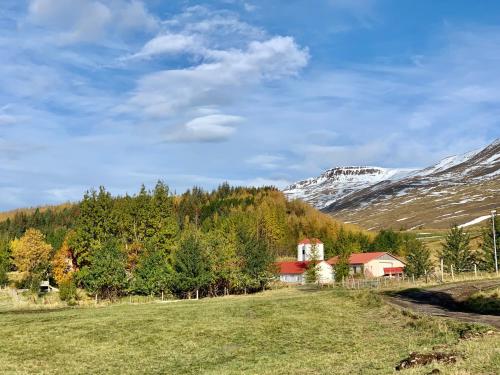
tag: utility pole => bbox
[492,210,498,276]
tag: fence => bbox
[339,271,500,290]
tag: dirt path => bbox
[384,280,500,328]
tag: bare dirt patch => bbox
[395,351,461,371]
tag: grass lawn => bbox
[0,287,498,374]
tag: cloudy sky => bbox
[1,0,499,209]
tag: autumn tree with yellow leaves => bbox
[52,230,78,285]
[10,228,52,290]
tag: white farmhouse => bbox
[277,239,333,284]
[276,240,406,284]
[327,252,405,278]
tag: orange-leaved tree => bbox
[52,230,78,285]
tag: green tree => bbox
[78,239,127,300]
[371,229,403,255]
[172,229,211,298]
[205,226,242,295]
[305,244,320,284]
[334,251,350,283]
[0,238,10,286]
[441,224,474,272]
[404,236,432,278]
[478,215,499,271]
[132,247,172,297]
[240,231,275,292]
[73,187,117,267]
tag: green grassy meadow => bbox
[0,288,498,374]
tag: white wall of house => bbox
[280,274,303,283]
[364,255,405,277]
[279,261,333,284]
[316,261,333,283]
[297,243,325,261]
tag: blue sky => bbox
[1,0,499,209]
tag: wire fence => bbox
[338,271,500,290]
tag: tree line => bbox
[0,182,370,299]
[1,183,496,297]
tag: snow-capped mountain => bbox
[284,139,500,229]
[283,167,414,209]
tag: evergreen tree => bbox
[73,187,116,267]
[441,224,474,272]
[0,238,10,286]
[172,229,211,298]
[132,247,172,297]
[78,239,127,300]
[478,215,499,271]
[240,231,275,291]
[404,236,432,278]
[150,181,179,253]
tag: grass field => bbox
[0,287,498,374]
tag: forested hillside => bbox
[0,182,370,299]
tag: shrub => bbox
[59,279,78,302]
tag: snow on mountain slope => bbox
[283,139,499,230]
[283,166,414,209]
[323,139,500,229]
[413,149,482,176]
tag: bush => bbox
[59,279,78,302]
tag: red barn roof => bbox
[327,252,388,265]
[276,260,324,274]
[298,238,323,245]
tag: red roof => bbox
[327,252,387,265]
[298,238,323,245]
[276,261,323,274]
[383,267,404,274]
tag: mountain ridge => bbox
[283,139,499,230]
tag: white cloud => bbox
[28,0,158,44]
[165,114,243,142]
[243,3,257,12]
[246,154,285,169]
[116,0,158,32]
[127,36,309,118]
[128,33,201,60]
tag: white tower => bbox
[297,239,324,261]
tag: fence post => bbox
[474,264,477,279]
[440,258,444,282]
[451,265,454,281]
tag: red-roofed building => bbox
[276,238,332,284]
[298,238,323,245]
[327,252,405,278]
[276,240,406,283]
[276,260,333,284]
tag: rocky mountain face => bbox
[283,139,500,230]
[283,167,414,209]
